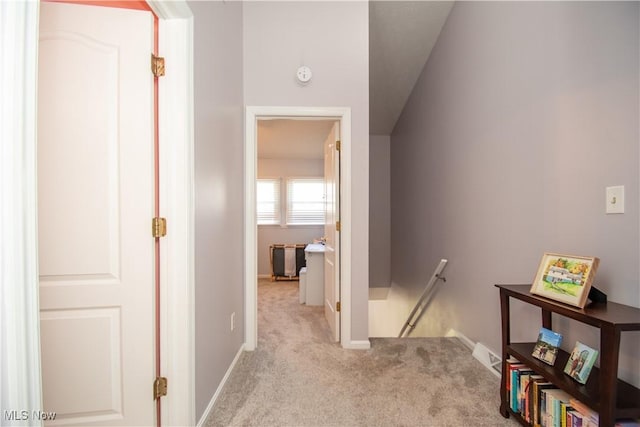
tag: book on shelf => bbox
[532,327,563,365]
[506,358,524,411]
[512,366,534,413]
[568,398,599,426]
[522,375,547,424]
[561,402,574,427]
[564,341,599,384]
[533,381,555,427]
[567,410,583,427]
[543,388,571,427]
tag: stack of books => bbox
[506,357,601,427]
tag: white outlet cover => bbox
[296,65,312,83]
[606,185,624,214]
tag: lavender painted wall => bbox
[243,1,370,342]
[190,1,245,420]
[370,135,391,288]
[391,1,639,386]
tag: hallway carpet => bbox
[205,279,517,427]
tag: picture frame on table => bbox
[530,253,599,309]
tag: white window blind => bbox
[257,179,280,225]
[286,178,325,225]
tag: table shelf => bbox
[496,284,640,426]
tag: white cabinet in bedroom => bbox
[303,244,325,306]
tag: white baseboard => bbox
[444,328,475,350]
[444,329,501,378]
[345,339,371,350]
[196,344,245,427]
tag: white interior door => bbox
[324,122,340,342]
[37,3,155,425]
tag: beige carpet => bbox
[205,279,517,426]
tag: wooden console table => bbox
[496,284,640,426]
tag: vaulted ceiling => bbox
[258,2,455,157]
[369,1,454,135]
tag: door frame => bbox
[1,2,195,425]
[244,106,352,350]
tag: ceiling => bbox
[258,3,455,157]
[369,1,454,135]
[258,119,336,160]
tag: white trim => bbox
[147,2,195,425]
[444,328,475,350]
[346,340,371,350]
[444,329,501,378]
[245,109,258,351]
[0,1,43,420]
[245,106,353,350]
[195,344,245,427]
[148,0,192,19]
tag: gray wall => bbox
[369,135,391,287]
[243,1,370,342]
[190,1,245,421]
[391,1,640,386]
[257,158,324,276]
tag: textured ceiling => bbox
[369,1,454,135]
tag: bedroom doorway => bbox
[256,118,341,342]
[245,107,353,350]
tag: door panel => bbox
[38,3,154,425]
[38,31,119,282]
[324,122,340,342]
[40,309,122,419]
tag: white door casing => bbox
[245,107,354,350]
[2,2,194,426]
[38,3,154,425]
[324,122,340,342]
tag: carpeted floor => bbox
[205,279,518,426]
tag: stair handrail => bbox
[398,259,448,338]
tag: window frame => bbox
[256,177,282,225]
[256,175,326,227]
[285,177,326,226]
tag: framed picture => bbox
[564,341,599,384]
[530,253,599,308]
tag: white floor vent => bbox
[472,342,502,378]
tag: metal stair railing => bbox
[398,259,448,338]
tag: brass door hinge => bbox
[336,301,341,312]
[153,377,167,400]
[152,217,167,238]
[151,54,165,77]
[336,140,341,151]
[336,220,341,232]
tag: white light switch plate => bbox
[606,185,624,214]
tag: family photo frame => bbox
[530,253,600,309]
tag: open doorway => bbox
[256,119,332,281]
[255,119,340,344]
[245,107,353,350]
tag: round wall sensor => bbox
[296,66,312,83]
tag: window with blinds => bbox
[256,178,281,225]
[286,178,325,225]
